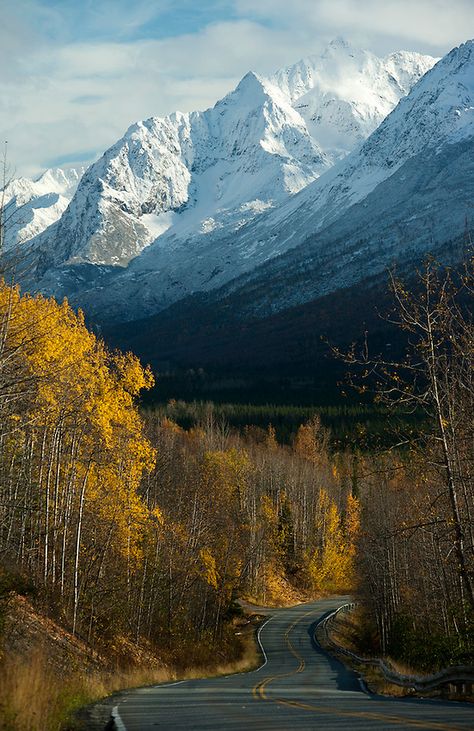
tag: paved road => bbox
[111,597,474,730]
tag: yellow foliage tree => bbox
[294,415,329,466]
[307,489,355,592]
[0,280,156,637]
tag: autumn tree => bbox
[0,282,155,642]
[345,258,474,666]
[387,262,474,612]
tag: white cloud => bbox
[0,0,471,177]
[0,18,300,177]
[235,0,473,53]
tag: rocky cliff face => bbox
[17,40,436,322]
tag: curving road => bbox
[110,597,474,730]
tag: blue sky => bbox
[1,0,472,177]
[21,1,240,42]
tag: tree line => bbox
[0,279,358,664]
[350,259,474,669]
[0,258,472,675]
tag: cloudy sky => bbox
[1,0,472,177]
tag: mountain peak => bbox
[33,167,83,191]
[319,36,359,61]
[445,38,474,67]
[367,37,474,159]
[239,70,264,85]
[2,166,83,252]
[270,42,436,160]
[219,70,292,117]
[16,39,452,326]
[326,36,351,51]
[233,70,269,99]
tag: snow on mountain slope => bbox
[217,136,474,322]
[189,39,474,319]
[24,40,437,320]
[272,38,436,159]
[31,70,327,273]
[53,39,474,325]
[97,40,474,366]
[2,168,83,252]
[258,38,474,245]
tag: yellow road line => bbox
[252,608,468,731]
[251,607,316,701]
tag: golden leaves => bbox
[0,279,157,595]
[200,548,219,590]
[307,489,359,592]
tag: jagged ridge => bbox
[19,39,436,319]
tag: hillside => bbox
[18,40,435,321]
[98,40,474,390]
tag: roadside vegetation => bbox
[0,280,359,730]
[0,597,261,731]
[0,258,472,728]
[346,259,474,672]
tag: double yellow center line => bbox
[252,607,312,701]
[251,607,467,730]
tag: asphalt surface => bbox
[111,596,474,730]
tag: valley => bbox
[1,23,473,731]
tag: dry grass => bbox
[0,648,84,731]
[0,649,260,731]
[360,665,411,697]
[169,637,259,684]
[326,609,421,698]
[0,617,261,730]
[329,606,374,656]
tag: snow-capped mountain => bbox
[56,38,473,328]
[2,168,83,252]
[22,39,435,316]
[183,38,474,319]
[230,37,474,272]
[31,70,329,273]
[272,38,435,160]
[101,39,474,374]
